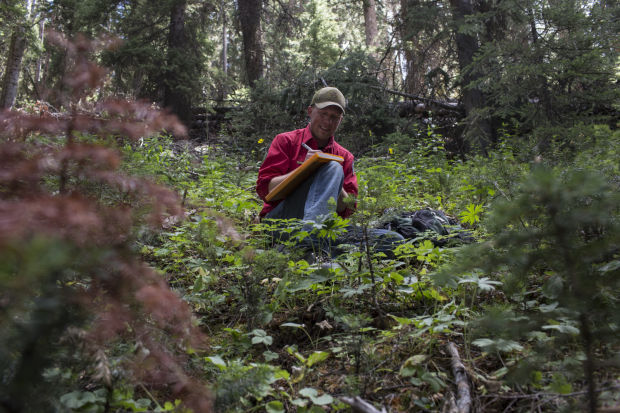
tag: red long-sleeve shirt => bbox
[256,124,358,218]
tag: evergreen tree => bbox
[469,0,620,152]
[98,0,209,123]
[436,167,620,412]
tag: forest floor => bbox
[132,135,620,413]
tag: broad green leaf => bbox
[265,401,285,413]
[538,302,559,313]
[421,371,445,392]
[598,260,620,273]
[60,391,100,409]
[459,203,483,225]
[341,283,371,297]
[389,314,413,326]
[250,329,273,345]
[388,272,404,284]
[274,369,290,380]
[310,394,334,405]
[205,355,227,370]
[542,324,579,335]
[299,388,318,398]
[400,354,427,377]
[299,388,334,406]
[403,354,428,367]
[291,398,308,407]
[473,338,523,352]
[400,366,417,377]
[306,351,329,367]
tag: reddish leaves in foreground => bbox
[0,32,211,411]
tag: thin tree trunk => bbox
[164,0,192,126]
[399,0,417,94]
[237,0,263,86]
[449,0,493,154]
[221,0,228,77]
[1,26,28,109]
[35,19,45,85]
[218,0,228,101]
[527,6,538,44]
[362,0,379,49]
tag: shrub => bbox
[0,32,211,411]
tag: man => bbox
[256,86,403,256]
[256,86,356,221]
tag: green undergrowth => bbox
[51,128,619,412]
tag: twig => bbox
[493,181,511,201]
[340,396,388,413]
[447,342,471,413]
[442,392,457,413]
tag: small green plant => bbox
[205,356,285,413]
[459,203,483,226]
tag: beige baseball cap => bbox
[311,87,346,114]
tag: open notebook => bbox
[265,152,344,202]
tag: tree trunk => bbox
[218,0,228,102]
[449,0,493,154]
[164,0,192,126]
[1,26,28,109]
[362,0,379,49]
[237,0,263,86]
[399,0,421,95]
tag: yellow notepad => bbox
[265,152,344,202]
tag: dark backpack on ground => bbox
[378,208,475,246]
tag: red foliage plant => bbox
[0,32,211,412]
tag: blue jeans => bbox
[265,162,404,257]
[266,161,344,221]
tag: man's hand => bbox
[337,187,349,213]
[304,148,321,161]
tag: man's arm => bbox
[266,170,295,201]
[339,151,358,217]
[265,148,321,201]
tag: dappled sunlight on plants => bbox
[1,23,619,413]
[124,120,620,412]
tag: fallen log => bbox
[446,342,471,413]
[371,86,464,114]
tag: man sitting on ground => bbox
[256,86,403,256]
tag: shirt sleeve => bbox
[256,134,293,201]
[340,153,358,218]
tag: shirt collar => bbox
[303,124,334,151]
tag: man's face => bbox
[308,105,343,145]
